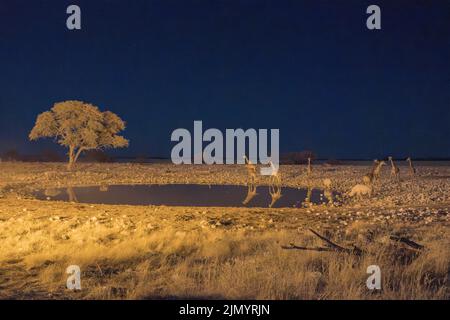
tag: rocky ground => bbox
[0,162,448,299]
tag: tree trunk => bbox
[67,146,75,170]
[67,146,85,170]
[74,147,84,164]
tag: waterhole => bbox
[35,184,333,208]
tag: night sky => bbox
[0,0,449,159]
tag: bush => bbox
[2,149,21,161]
[81,150,114,163]
[281,151,317,164]
[40,149,63,162]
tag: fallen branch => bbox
[390,236,424,250]
[309,229,364,256]
[309,229,347,251]
[281,229,364,256]
[281,243,335,252]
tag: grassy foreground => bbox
[0,162,448,299]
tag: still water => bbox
[35,184,330,208]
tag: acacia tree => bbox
[29,100,129,169]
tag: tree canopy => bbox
[29,100,129,169]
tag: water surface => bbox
[35,184,330,208]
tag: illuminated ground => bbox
[0,162,448,299]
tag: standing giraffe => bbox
[323,178,333,205]
[363,159,380,185]
[243,155,256,183]
[370,159,378,175]
[306,157,312,177]
[388,156,400,182]
[406,157,416,177]
[372,160,386,182]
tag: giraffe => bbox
[306,157,312,177]
[243,155,257,184]
[323,178,333,205]
[242,155,258,204]
[388,156,400,182]
[406,157,416,177]
[371,159,379,173]
[364,160,378,184]
[268,160,282,208]
[371,160,386,182]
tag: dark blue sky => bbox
[0,0,449,159]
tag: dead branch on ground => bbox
[281,229,364,256]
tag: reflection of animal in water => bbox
[303,186,313,206]
[44,188,61,197]
[269,185,282,208]
[67,186,78,202]
[406,157,416,177]
[242,183,257,205]
[347,184,372,200]
[388,156,400,182]
[268,161,282,208]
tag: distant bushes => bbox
[280,151,317,164]
[80,150,114,163]
[2,149,21,162]
[324,159,343,166]
[0,148,113,163]
[40,149,64,162]
[1,148,64,162]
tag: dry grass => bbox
[0,200,448,300]
[0,162,449,299]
